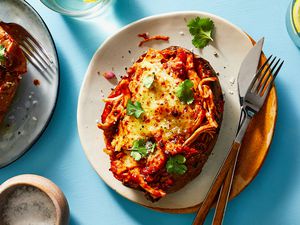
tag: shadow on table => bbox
[34,48,76,170]
[70,214,81,225]
[113,0,148,26]
[61,16,107,62]
[60,0,148,64]
[223,78,300,224]
[106,187,194,225]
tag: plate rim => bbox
[77,11,277,213]
[0,0,60,168]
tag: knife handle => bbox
[192,142,240,225]
[212,142,241,225]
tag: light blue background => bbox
[1,0,300,224]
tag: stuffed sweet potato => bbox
[98,46,224,201]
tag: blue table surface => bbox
[1,0,300,224]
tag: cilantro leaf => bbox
[126,99,144,118]
[187,17,214,49]
[0,45,6,64]
[130,139,156,161]
[166,155,187,175]
[132,139,147,156]
[175,79,194,104]
[143,73,155,88]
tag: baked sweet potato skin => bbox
[0,25,27,124]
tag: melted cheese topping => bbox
[111,49,196,151]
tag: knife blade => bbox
[238,37,264,104]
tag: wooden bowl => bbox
[0,174,69,225]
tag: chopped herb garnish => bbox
[0,45,6,64]
[187,16,214,49]
[131,151,142,161]
[175,79,194,104]
[143,73,155,88]
[130,139,156,161]
[126,99,144,118]
[145,141,156,153]
[166,155,187,175]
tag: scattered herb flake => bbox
[187,16,214,49]
[176,79,194,104]
[145,141,156,153]
[143,74,155,88]
[126,100,144,118]
[131,151,142,161]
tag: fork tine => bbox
[21,47,52,83]
[262,60,284,97]
[254,56,277,93]
[24,30,54,66]
[13,22,56,74]
[259,58,281,95]
[248,55,273,92]
[22,42,54,78]
[22,42,46,70]
[24,38,56,74]
[272,60,284,80]
[258,55,273,74]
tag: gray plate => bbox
[0,0,59,168]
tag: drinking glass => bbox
[41,0,112,19]
[286,0,300,47]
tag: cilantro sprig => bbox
[187,17,215,49]
[130,139,156,161]
[126,99,144,118]
[176,79,194,104]
[166,155,187,175]
[0,45,6,64]
[143,73,155,88]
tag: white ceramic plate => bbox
[78,11,253,211]
[0,0,59,168]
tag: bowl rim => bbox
[0,174,69,225]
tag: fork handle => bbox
[212,142,241,225]
[192,142,240,225]
[210,114,251,225]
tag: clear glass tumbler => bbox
[41,0,112,19]
[286,0,300,47]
